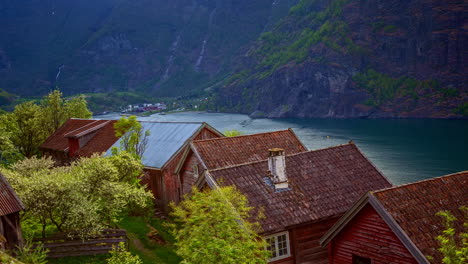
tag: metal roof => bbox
[0,173,24,216]
[107,122,205,168]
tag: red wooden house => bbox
[176,129,307,198]
[320,171,468,264]
[0,172,25,250]
[40,119,119,165]
[199,142,392,263]
[107,121,223,211]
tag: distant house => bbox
[40,119,119,165]
[198,143,392,263]
[320,171,468,264]
[0,173,25,250]
[176,129,307,197]
[107,122,223,210]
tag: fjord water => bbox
[100,112,468,185]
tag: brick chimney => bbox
[268,148,288,190]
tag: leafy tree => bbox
[107,242,142,264]
[171,186,269,264]
[2,152,153,238]
[223,129,243,137]
[113,116,150,159]
[435,206,467,264]
[41,90,92,134]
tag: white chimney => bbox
[268,148,288,190]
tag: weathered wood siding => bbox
[291,218,339,264]
[0,212,22,250]
[329,204,417,264]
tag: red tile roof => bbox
[207,143,392,234]
[40,118,119,157]
[372,171,468,263]
[0,173,24,216]
[191,129,307,170]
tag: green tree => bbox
[41,90,92,134]
[2,152,153,238]
[223,129,243,137]
[107,242,142,264]
[435,207,467,264]
[171,186,269,264]
[113,116,150,159]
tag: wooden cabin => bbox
[175,129,307,197]
[198,143,392,263]
[40,119,119,165]
[0,173,25,250]
[320,171,468,264]
[107,122,223,211]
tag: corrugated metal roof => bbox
[0,173,24,216]
[107,122,204,168]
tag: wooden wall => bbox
[329,204,418,264]
[0,212,22,250]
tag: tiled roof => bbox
[0,173,24,216]
[372,171,468,263]
[107,122,207,168]
[208,143,391,234]
[192,129,307,170]
[40,118,118,157]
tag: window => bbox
[265,231,290,261]
[192,164,199,178]
[352,255,372,264]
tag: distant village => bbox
[1,117,467,263]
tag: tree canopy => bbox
[171,186,269,264]
[435,207,467,264]
[2,152,153,238]
[0,90,92,161]
[113,115,150,160]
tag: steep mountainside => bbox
[217,0,467,118]
[0,0,297,97]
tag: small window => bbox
[352,255,372,264]
[192,164,199,178]
[265,231,290,261]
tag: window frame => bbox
[192,164,199,178]
[352,254,372,264]
[264,231,291,262]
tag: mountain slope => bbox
[216,0,467,118]
[0,0,298,97]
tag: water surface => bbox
[98,112,468,185]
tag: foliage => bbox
[2,152,153,238]
[41,90,92,134]
[0,251,25,264]
[113,116,150,160]
[107,242,142,264]
[434,207,467,264]
[0,90,91,160]
[14,239,48,264]
[454,103,468,117]
[223,130,243,137]
[171,186,269,264]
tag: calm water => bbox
[98,112,468,185]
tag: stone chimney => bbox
[268,148,288,190]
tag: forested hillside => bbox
[0,0,297,97]
[216,0,467,118]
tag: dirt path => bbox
[127,232,162,263]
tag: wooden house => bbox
[40,119,119,165]
[0,173,25,250]
[176,129,307,197]
[198,142,392,263]
[107,121,222,210]
[320,171,468,264]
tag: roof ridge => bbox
[373,170,468,195]
[192,129,293,143]
[209,143,355,172]
[64,120,101,137]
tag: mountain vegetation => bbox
[0,0,465,118]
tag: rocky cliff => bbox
[216,0,467,118]
[0,0,298,97]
